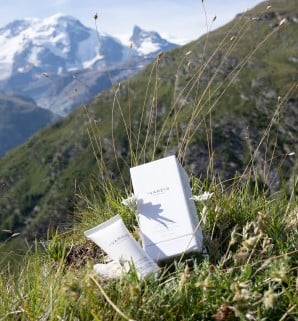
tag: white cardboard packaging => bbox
[130,155,203,263]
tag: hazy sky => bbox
[0,0,264,44]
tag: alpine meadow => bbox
[0,0,297,320]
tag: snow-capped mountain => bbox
[0,13,130,81]
[130,25,177,56]
[0,14,178,115]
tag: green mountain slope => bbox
[0,0,297,240]
[0,92,56,157]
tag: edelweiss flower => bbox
[190,192,214,202]
[121,194,137,211]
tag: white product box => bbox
[130,155,203,263]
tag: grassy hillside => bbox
[0,0,297,240]
[0,92,56,157]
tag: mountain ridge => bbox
[0,92,57,157]
[0,15,178,115]
[0,16,178,155]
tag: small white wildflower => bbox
[191,192,213,202]
[185,50,192,56]
[288,152,295,156]
[121,194,137,211]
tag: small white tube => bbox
[84,215,159,279]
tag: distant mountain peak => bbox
[42,13,87,29]
[132,25,142,34]
[0,14,123,80]
[131,25,164,43]
[44,12,73,21]
[130,25,178,56]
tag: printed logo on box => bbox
[146,186,170,196]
